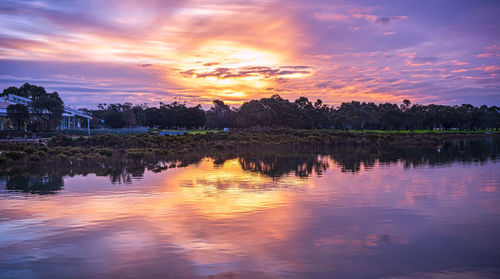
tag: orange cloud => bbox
[1,0,498,107]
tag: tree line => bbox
[93,94,500,131]
[92,102,205,129]
[3,84,499,131]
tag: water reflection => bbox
[0,175,64,194]
[331,138,499,172]
[2,138,499,191]
[1,139,500,278]
[238,151,330,178]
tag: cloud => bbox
[476,45,500,58]
[0,0,498,107]
[314,13,349,22]
[351,14,408,24]
[413,56,439,63]
[203,62,220,67]
[481,65,500,72]
[181,66,312,79]
[314,9,408,25]
[282,65,314,69]
[374,16,408,24]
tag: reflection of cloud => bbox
[1,154,499,277]
[168,158,309,219]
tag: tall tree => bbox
[30,91,64,131]
[19,83,47,99]
[237,100,266,128]
[1,86,21,97]
[294,97,315,129]
[206,100,235,128]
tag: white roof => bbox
[3,94,92,119]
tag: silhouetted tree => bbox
[84,94,500,131]
[30,91,64,131]
[206,100,235,128]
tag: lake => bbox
[1,139,500,278]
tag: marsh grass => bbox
[0,129,497,174]
[349,129,500,134]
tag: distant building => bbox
[60,106,93,130]
[0,94,92,131]
[0,100,12,130]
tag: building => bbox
[0,94,92,132]
[60,106,93,130]
[0,100,11,130]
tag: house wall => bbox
[0,116,7,130]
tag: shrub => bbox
[152,149,169,155]
[4,151,25,161]
[226,141,236,149]
[30,154,41,161]
[23,145,36,154]
[67,147,85,156]
[50,135,74,147]
[214,143,225,150]
[127,149,145,159]
[97,148,113,157]
[56,153,69,161]
[33,150,45,158]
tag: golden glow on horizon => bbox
[0,1,323,105]
[167,40,313,98]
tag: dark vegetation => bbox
[1,129,498,173]
[1,137,498,195]
[92,95,500,131]
[4,84,498,132]
[93,102,205,129]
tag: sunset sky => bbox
[0,0,499,108]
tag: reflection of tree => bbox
[108,169,133,184]
[236,138,499,175]
[238,152,329,178]
[5,175,64,194]
[330,138,500,172]
[2,138,498,190]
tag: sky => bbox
[0,0,499,108]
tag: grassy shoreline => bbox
[0,129,498,172]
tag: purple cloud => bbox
[0,0,498,107]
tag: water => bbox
[1,139,500,278]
